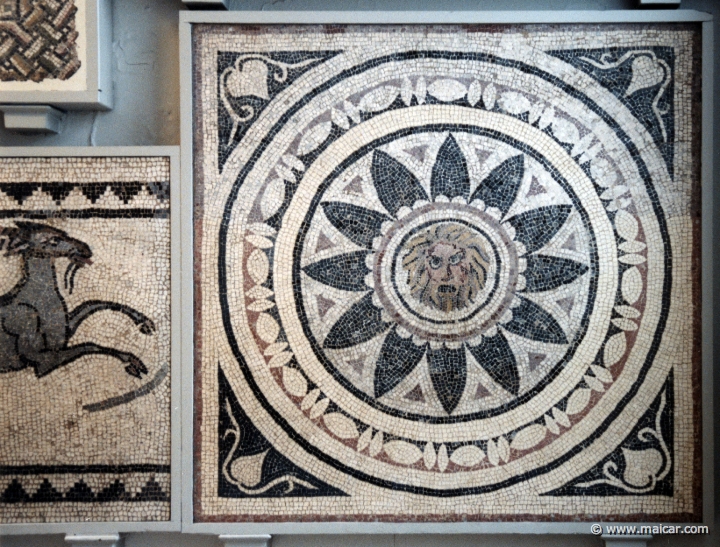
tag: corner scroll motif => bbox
[216,50,342,172]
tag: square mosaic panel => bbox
[0,155,171,523]
[192,24,702,522]
[0,0,83,86]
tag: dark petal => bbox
[430,134,470,201]
[374,327,427,398]
[522,254,589,293]
[507,204,572,254]
[371,150,428,216]
[466,331,519,396]
[323,293,390,349]
[427,346,467,414]
[469,155,525,216]
[303,251,371,292]
[503,296,568,344]
[322,202,391,249]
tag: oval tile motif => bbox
[357,427,373,452]
[511,424,547,451]
[423,442,436,469]
[467,80,482,107]
[615,209,639,241]
[369,431,384,457]
[248,222,276,237]
[309,397,330,419]
[260,178,285,220]
[498,91,532,115]
[591,365,614,384]
[268,351,294,368]
[565,388,591,415]
[437,444,449,472]
[255,312,279,344]
[584,374,605,392]
[359,86,399,112]
[544,414,560,435]
[324,413,359,439]
[247,248,270,285]
[283,367,308,397]
[604,332,627,367]
[400,77,413,106]
[300,388,320,411]
[482,83,496,110]
[247,299,274,312]
[486,439,500,466]
[331,107,350,130]
[296,122,332,156]
[384,440,423,466]
[622,266,643,304]
[552,118,580,144]
[615,305,640,319]
[552,407,571,428]
[612,318,638,331]
[497,437,511,463]
[427,79,467,102]
[247,285,274,300]
[619,254,646,265]
[450,445,485,467]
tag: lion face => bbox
[401,223,491,312]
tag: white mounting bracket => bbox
[219,535,273,547]
[602,535,653,547]
[182,0,229,9]
[64,534,124,547]
[638,0,680,6]
[0,105,66,134]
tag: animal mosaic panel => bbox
[192,24,702,522]
[0,0,81,83]
[0,156,171,523]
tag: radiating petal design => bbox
[371,150,429,216]
[466,331,519,396]
[374,327,427,398]
[507,204,572,254]
[322,202,391,249]
[427,346,467,414]
[469,155,524,216]
[502,296,568,344]
[430,134,470,201]
[323,293,390,349]
[303,251,371,291]
[522,255,589,292]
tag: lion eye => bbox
[449,252,463,265]
[429,255,443,269]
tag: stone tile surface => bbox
[192,24,701,522]
[0,155,171,523]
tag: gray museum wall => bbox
[0,0,717,546]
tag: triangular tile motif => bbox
[218,366,347,498]
[556,296,575,316]
[526,176,547,197]
[527,352,546,372]
[315,231,336,253]
[1,479,28,503]
[561,233,578,251]
[404,384,425,402]
[343,176,365,196]
[474,382,492,400]
[316,294,336,319]
[217,50,342,172]
[546,47,675,179]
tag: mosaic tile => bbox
[0,0,81,83]
[192,24,701,522]
[0,156,171,523]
